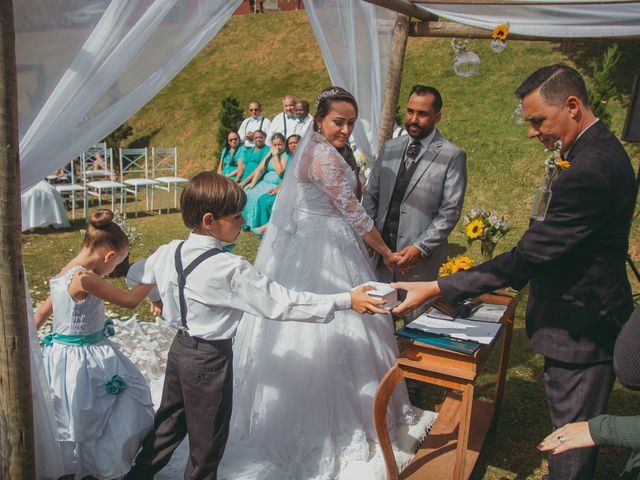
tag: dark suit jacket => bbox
[439,121,637,363]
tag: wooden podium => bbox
[373,294,517,480]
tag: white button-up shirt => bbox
[238,116,272,147]
[267,112,300,141]
[293,114,313,137]
[127,233,351,340]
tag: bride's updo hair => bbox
[82,209,128,253]
[313,86,361,194]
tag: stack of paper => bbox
[406,311,502,345]
[466,304,508,323]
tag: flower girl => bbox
[35,209,155,479]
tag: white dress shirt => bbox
[238,116,272,147]
[267,112,300,141]
[293,114,313,137]
[127,233,351,340]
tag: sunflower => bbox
[492,24,509,41]
[466,219,485,240]
[558,159,570,169]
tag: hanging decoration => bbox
[490,23,510,53]
[511,103,525,124]
[451,39,480,78]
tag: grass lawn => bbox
[23,9,640,480]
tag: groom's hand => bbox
[395,245,421,273]
[350,285,389,315]
[391,281,441,315]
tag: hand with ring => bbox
[537,421,596,455]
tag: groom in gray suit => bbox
[363,85,467,287]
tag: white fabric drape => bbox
[15,0,242,193]
[416,3,640,38]
[304,0,396,159]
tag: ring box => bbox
[358,281,400,310]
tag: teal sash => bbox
[42,320,115,347]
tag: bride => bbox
[218,87,416,479]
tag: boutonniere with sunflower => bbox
[439,255,475,277]
[463,208,513,261]
[531,141,570,221]
[491,23,510,53]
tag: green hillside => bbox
[124,10,640,258]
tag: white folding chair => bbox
[53,160,88,220]
[151,147,187,213]
[82,146,124,212]
[119,147,159,217]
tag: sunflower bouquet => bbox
[439,255,475,277]
[463,208,512,260]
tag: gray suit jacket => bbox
[362,130,467,283]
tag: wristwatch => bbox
[417,243,432,258]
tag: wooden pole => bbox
[410,20,640,40]
[0,0,36,478]
[378,13,410,149]
[361,0,438,21]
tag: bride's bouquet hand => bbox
[350,285,388,315]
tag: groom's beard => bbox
[405,122,434,140]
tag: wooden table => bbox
[373,294,517,480]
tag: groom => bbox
[363,85,467,290]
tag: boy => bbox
[125,172,386,479]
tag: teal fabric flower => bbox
[105,375,127,395]
[103,320,116,338]
[41,333,54,347]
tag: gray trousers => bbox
[127,331,233,480]
[543,357,615,480]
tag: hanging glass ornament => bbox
[451,39,480,78]
[491,39,507,53]
[511,104,525,124]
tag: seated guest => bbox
[267,95,298,141]
[238,101,271,148]
[236,130,269,182]
[538,306,640,480]
[217,131,243,178]
[293,100,313,137]
[239,132,290,229]
[250,134,301,236]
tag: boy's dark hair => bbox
[181,172,247,229]
[409,85,443,112]
[515,63,590,108]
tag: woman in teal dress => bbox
[240,132,290,229]
[237,129,269,182]
[251,134,301,235]
[217,131,243,177]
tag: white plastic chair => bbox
[119,147,159,217]
[151,147,187,213]
[52,160,88,219]
[82,146,124,212]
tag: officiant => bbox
[392,64,637,480]
[362,85,467,291]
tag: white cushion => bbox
[88,180,124,189]
[155,176,188,184]
[125,178,158,186]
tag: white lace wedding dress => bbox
[216,131,417,480]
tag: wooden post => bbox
[378,13,409,149]
[0,1,36,478]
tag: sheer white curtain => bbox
[304,0,396,159]
[15,0,241,193]
[415,3,640,37]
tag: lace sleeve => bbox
[307,142,374,237]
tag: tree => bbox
[589,44,620,129]
[215,96,244,160]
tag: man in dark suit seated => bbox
[392,63,638,479]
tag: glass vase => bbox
[480,240,496,261]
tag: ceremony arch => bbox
[2,0,640,476]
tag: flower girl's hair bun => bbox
[84,209,128,252]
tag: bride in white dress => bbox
[218,87,416,480]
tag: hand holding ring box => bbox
[357,281,400,310]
